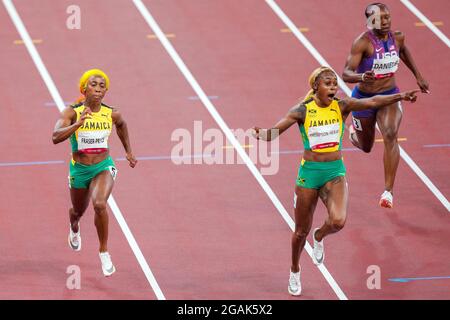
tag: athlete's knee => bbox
[293,227,310,240]
[358,137,374,153]
[70,208,84,218]
[382,127,399,143]
[361,144,373,153]
[93,200,107,214]
[330,217,346,231]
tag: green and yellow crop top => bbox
[299,98,344,153]
[69,103,113,154]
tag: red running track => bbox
[0,0,449,299]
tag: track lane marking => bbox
[13,38,42,44]
[281,27,309,33]
[265,0,450,212]
[147,33,175,39]
[415,21,443,27]
[3,0,165,300]
[133,0,348,300]
[400,0,450,48]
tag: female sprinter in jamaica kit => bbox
[52,69,137,276]
[252,66,419,296]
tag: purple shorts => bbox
[351,86,400,118]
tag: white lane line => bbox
[132,0,348,300]
[266,0,450,212]
[2,0,166,300]
[400,0,450,48]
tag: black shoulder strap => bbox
[303,97,314,105]
[70,102,83,109]
[101,102,113,109]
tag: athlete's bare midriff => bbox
[73,150,109,165]
[303,150,342,162]
[358,76,397,94]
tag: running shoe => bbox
[379,190,393,208]
[99,252,116,277]
[312,228,324,265]
[68,223,81,251]
[288,268,302,296]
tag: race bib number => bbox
[372,50,399,76]
[76,130,109,151]
[352,117,363,131]
[68,175,74,188]
[108,166,118,180]
[308,123,340,150]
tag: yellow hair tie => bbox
[79,69,110,94]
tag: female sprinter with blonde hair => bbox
[252,66,419,296]
[52,69,137,276]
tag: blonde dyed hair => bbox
[303,66,336,102]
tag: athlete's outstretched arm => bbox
[339,89,420,113]
[396,31,429,93]
[52,106,91,144]
[253,103,306,141]
[112,110,137,168]
[342,36,376,83]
